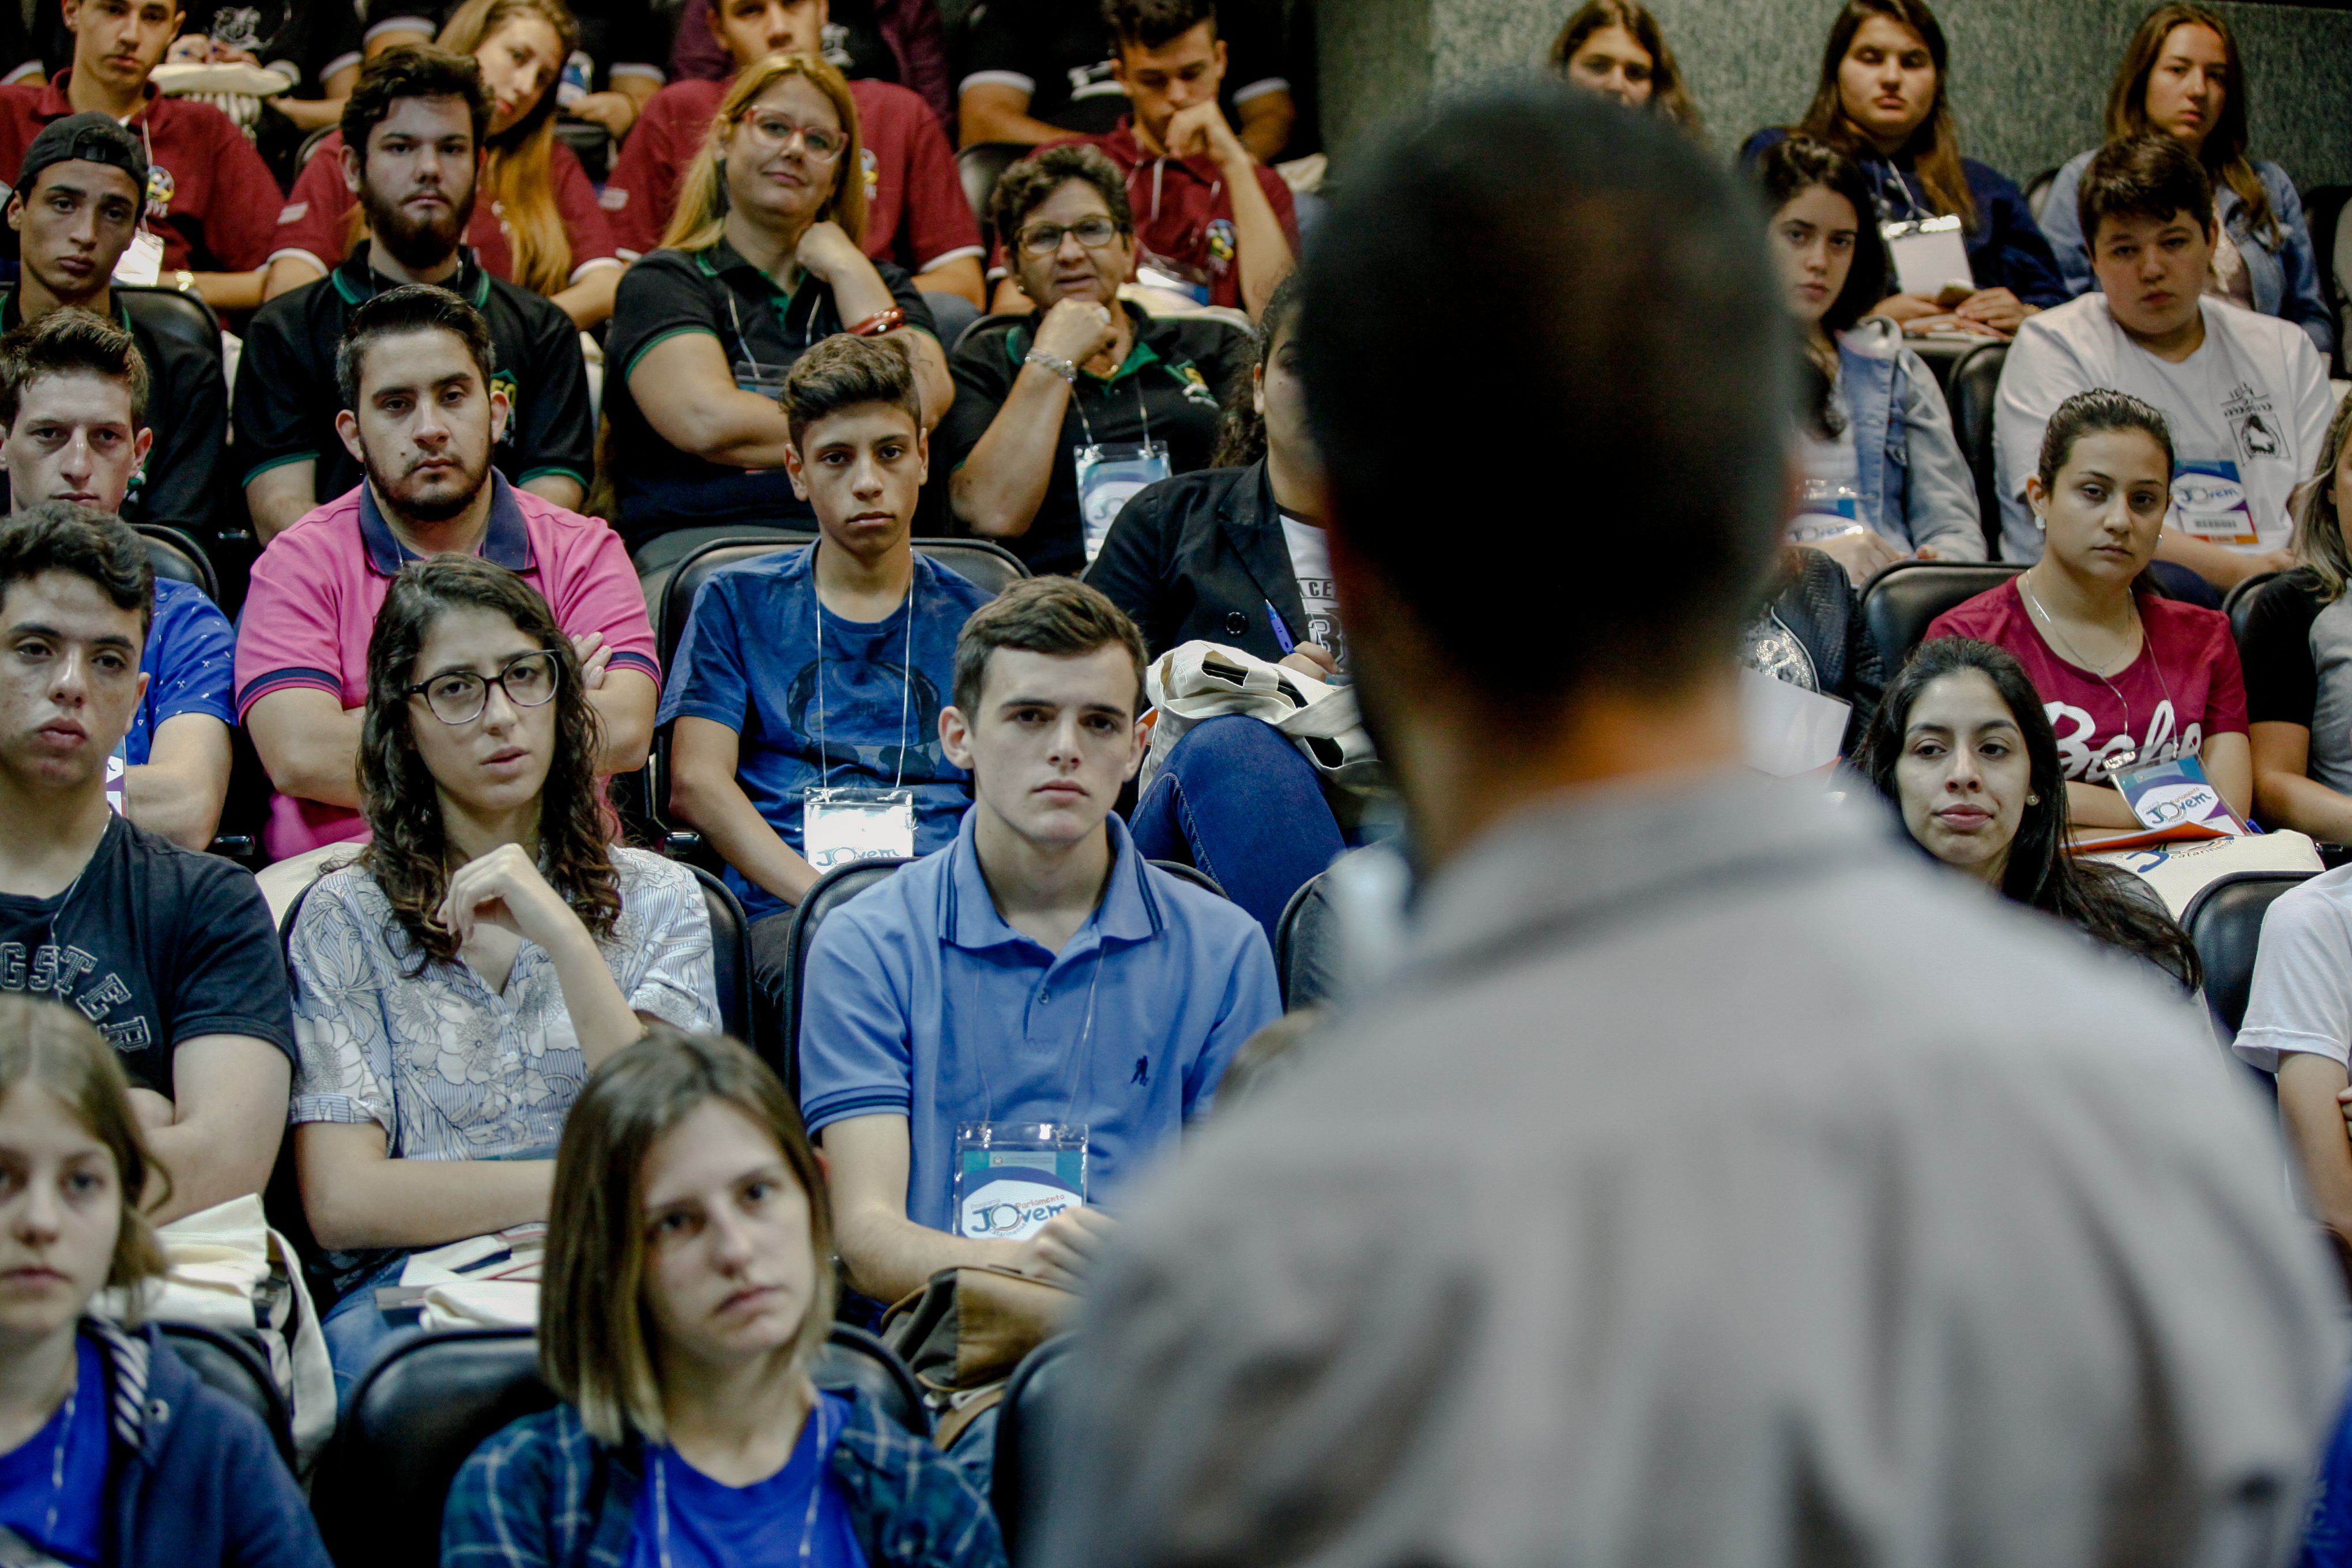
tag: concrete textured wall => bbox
[1325,0,2352,193]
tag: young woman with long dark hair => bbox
[1548,0,1701,134]
[1854,636,2202,987]
[1741,0,2064,336]
[287,557,718,1402]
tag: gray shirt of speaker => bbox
[1033,772,2346,1567]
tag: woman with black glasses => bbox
[935,142,1252,577]
[286,556,719,1405]
[602,52,949,555]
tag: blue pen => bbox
[1265,600,1295,655]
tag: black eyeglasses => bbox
[1015,216,1124,257]
[406,650,560,725]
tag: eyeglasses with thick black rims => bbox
[407,650,562,726]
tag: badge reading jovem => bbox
[2171,458,2259,546]
[1075,440,1169,563]
[801,785,915,869]
[2109,753,2248,837]
[952,1122,1087,1242]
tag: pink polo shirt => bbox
[233,476,658,861]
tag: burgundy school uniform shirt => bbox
[600,76,979,278]
[0,73,281,272]
[267,129,621,286]
[1000,116,1298,312]
[1926,578,2248,782]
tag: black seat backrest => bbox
[912,538,1029,595]
[991,1335,1077,1567]
[2181,869,2318,1041]
[956,141,1029,240]
[2225,570,2280,650]
[160,1322,294,1469]
[135,522,219,602]
[2022,166,2059,226]
[1274,869,1337,1009]
[687,864,754,1045]
[781,857,910,1096]
[115,284,221,366]
[658,535,817,676]
[1943,341,2008,557]
[316,1322,926,1568]
[1858,560,2022,676]
[1148,859,1227,899]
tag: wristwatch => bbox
[1023,348,1078,383]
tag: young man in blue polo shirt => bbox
[663,334,994,1006]
[798,576,1280,1303]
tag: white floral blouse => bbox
[288,846,719,1161]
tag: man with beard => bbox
[232,48,591,544]
[233,284,655,864]
[0,112,223,538]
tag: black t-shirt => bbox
[959,0,1288,137]
[0,288,224,540]
[935,304,1247,576]
[232,243,594,507]
[603,239,933,546]
[183,1,363,96]
[0,815,292,1095]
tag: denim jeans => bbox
[1128,714,1346,943]
[319,1253,420,1411]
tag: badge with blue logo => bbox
[1075,440,1168,563]
[2172,458,2257,546]
[953,1123,1087,1242]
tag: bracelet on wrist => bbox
[847,306,905,337]
[1024,348,1079,384]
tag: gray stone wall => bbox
[1324,0,2352,193]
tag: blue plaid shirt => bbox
[441,1388,1005,1568]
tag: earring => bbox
[2033,511,2046,532]
[2027,793,2040,804]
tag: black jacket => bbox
[1083,461,1307,662]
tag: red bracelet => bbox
[847,307,905,337]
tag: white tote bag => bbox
[1141,642,1382,796]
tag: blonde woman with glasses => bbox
[602,52,952,555]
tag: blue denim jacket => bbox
[1837,318,1987,560]
[441,1388,1006,1568]
[2040,150,2335,358]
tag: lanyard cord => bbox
[1062,348,1155,453]
[654,1398,834,1568]
[724,273,827,370]
[1874,160,1929,223]
[2019,574,2181,775]
[812,547,917,790]
[974,941,1106,1125]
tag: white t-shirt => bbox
[1992,294,2332,564]
[1278,510,1344,670]
[2233,861,2352,1071]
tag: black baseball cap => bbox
[11,113,148,223]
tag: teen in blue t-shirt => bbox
[660,337,996,999]
[0,1335,108,1566]
[130,577,235,767]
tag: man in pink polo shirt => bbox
[601,0,981,309]
[235,284,658,862]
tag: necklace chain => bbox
[2018,570,2180,778]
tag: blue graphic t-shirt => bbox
[0,1335,110,1567]
[658,546,993,920]
[624,1390,866,1568]
[130,577,235,768]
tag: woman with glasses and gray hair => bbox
[936,142,1254,578]
[286,556,719,1405]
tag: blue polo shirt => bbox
[657,546,994,922]
[130,576,235,767]
[798,809,1280,1232]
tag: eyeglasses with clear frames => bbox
[406,650,561,726]
[734,111,847,164]
[1016,216,1124,257]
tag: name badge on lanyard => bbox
[2171,458,2259,545]
[733,360,790,399]
[113,228,164,288]
[1076,440,1169,563]
[953,1122,1087,1241]
[801,785,915,868]
[1879,214,1972,299]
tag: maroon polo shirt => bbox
[1005,116,1299,312]
[601,76,979,278]
[0,73,282,272]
